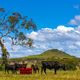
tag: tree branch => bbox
[2,29,12,38]
[2,8,12,23]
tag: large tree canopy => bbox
[0,8,36,45]
[0,8,37,65]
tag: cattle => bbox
[15,63,27,69]
[5,63,27,74]
[31,64,39,73]
[41,61,66,74]
[5,64,17,74]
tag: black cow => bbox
[15,63,27,69]
[5,63,27,74]
[41,61,66,74]
[31,64,39,73]
[5,64,17,74]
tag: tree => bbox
[0,8,36,66]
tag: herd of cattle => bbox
[4,61,66,74]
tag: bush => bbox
[47,58,78,70]
[61,58,78,70]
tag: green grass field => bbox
[0,70,80,80]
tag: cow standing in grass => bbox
[5,64,16,74]
[41,61,66,74]
[5,63,27,74]
[31,64,39,73]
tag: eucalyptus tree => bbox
[0,8,36,65]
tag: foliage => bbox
[61,58,79,70]
[0,7,36,65]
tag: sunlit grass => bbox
[0,70,80,80]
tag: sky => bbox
[0,0,80,58]
[0,0,80,28]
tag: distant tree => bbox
[0,8,36,66]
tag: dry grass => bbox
[0,70,80,80]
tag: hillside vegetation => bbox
[26,49,76,60]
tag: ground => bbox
[0,70,80,80]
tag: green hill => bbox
[10,49,77,61]
[26,49,76,60]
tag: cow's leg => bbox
[54,69,57,74]
[5,68,9,74]
[6,70,9,74]
[38,68,39,73]
[44,68,46,74]
[13,68,17,74]
[32,69,36,74]
[33,69,36,73]
[15,70,17,74]
[5,67,7,74]
[41,67,46,74]
[41,67,43,74]
[12,70,16,74]
[5,69,6,73]
[5,70,7,74]
[35,69,36,73]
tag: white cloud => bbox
[69,19,77,25]
[1,26,80,58]
[28,31,38,40]
[69,15,80,26]
[55,25,74,32]
[75,15,80,21]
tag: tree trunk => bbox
[0,39,9,66]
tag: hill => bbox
[10,49,78,62]
[26,49,76,60]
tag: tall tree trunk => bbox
[0,39,9,66]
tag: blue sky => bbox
[0,0,80,58]
[0,0,80,29]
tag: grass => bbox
[0,70,80,80]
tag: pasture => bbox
[0,70,80,80]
